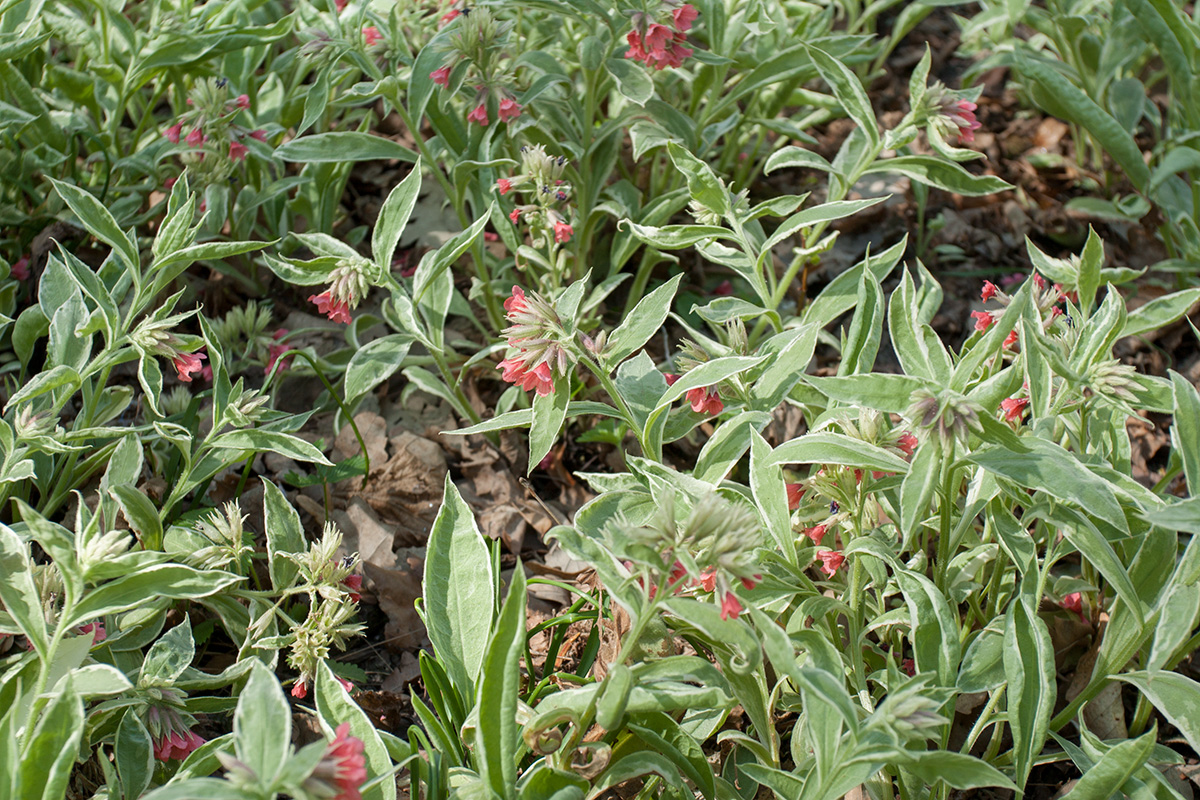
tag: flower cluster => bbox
[162,77,266,188]
[971,273,1070,346]
[131,317,207,383]
[429,7,523,127]
[626,2,698,70]
[303,723,368,800]
[497,286,576,396]
[498,144,575,246]
[668,339,727,418]
[309,257,371,324]
[923,82,983,145]
[142,690,206,762]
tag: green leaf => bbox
[275,132,419,163]
[900,441,940,546]
[345,335,412,401]
[605,58,654,106]
[48,178,140,270]
[1115,671,1200,757]
[770,432,910,473]
[210,430,333,466]
[20,676,84,800]
[1058,725,1156,800]
[0,524,47,656]
[262,479,305,590]
[109,484,163,550]
[898,750,1017,791]
[1171,371,1200,496]
[422,475,494,695]
[667,141,729,216]
[529,371,571,473]
[140,618,195,686]
[898,570,962,688]
[115,709,154,800]
[1016,54,1151,190]
[66,565,240,627]
[4,364,81,411]
[805,43,880,150]
[314,661,396,800]
[607,274,682,365]
[1004,595,1056,792]
[864,155,1012,196]
[804,374,932,413]
[372,160,423,270]
[477,564,526,800]
[235,661,291,784]
[765,146,837,175]
[1122,288,1200,339]
[589,753,686,797]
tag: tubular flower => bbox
[786,483,805,511]
[466,103,489,126]
[1061,592,1086,621]
[626,26,693,70]
[896,432,918,457]
[497,178,513,195]
[672,3,698,31]
[10,255,30,281]
[1000,396,1029,422]
[235,94,251,109]
[719,591,743,621]
[980,281,998,302]
[249,129,268,142]
[817,550,845,577]
[499,357,554,396]
[970,310,994,332]
[1003,329,1018,349]
[944,100,982,143]
[430,66,452,87]
[309,291,352,324]
[144,698,206,762]
[186,128,205,148]
[303,723,368,800]
[165,123,183,144]
[803,524,829,546]
[291,676,309,699]
[265,329,292,374]
[173,350,207,383]
[553,218,573,243]
[686,386,723,416]
[229,141,249,161]
[509,207,522,224]
[498,97,522,122]
[362,26,382,47]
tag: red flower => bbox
[786,483,805,510]
[901,658,916,677]
[153,728,206,762]
[1000,396,1028,422]
[672,3,698,31]
[504,285,527,315]
[896,432,918,457]
[945,100,982,143]
[627,24,693,69]
[307,723,368,800]
[669,560,689,586]
[229,141,249,161]
[498,97,522,122]
[291,677,308,699]
[498,357,554,396]
[1003,329,1018,349]
[173,350,207,383]
[266,330,292,374]
[803,524,828,546]
[741,575,760,591]
[186,128,205,148]
[970,310,994,332]
[78,621,106,644]
[235,94,250,109]
[362,26,382,47]
[713,279,733,296]
[430,66,451,87]
[467,103,489,126]
[335,0,348,11]
[440,8,460,24]
[685,385,723,415]
[10,255,30,281]
[697,568,716,592]
[980,280,998,302]
[720,591,743,620]
[497,178,512,195]
[553,219,573,243]
[817,550,845,577]
[249,129,268,142]
[663,373,680,385]
[1061,592,1085,621]
[165,123,183,144]
[310,291,352,324]
[342,574,362,602]
[509,208,521,224]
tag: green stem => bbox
[960,688,1004,754]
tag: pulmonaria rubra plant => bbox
[161,77,267,190]
[309,257,371,323]
[499,144,578,283]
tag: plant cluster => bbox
[1,0,1200,798]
